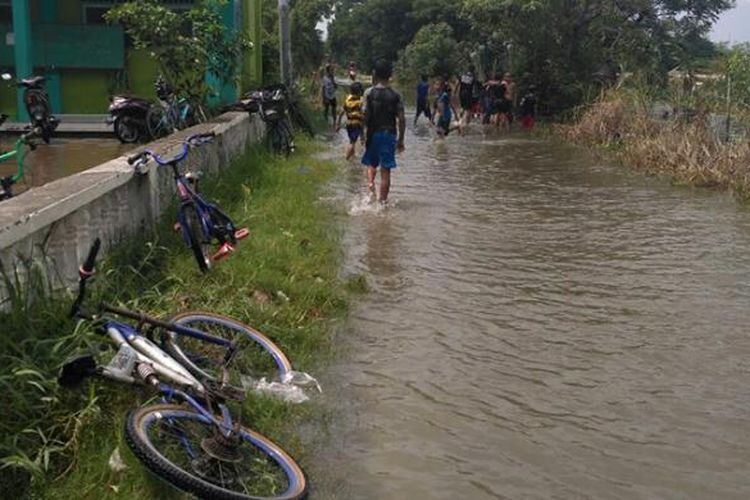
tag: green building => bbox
[0,0,263,120]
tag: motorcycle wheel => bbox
[114,116,141,144]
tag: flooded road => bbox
[315,125,750,499]
[0,137,132,194]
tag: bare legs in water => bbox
[367,166,391,203]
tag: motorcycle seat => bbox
[20,76,46,88]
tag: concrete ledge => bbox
[0,112,264,306]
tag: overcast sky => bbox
[711,0,750,43]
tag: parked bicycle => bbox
[249,88,295,156]
[275,84,315,139]
[0,127,40,202]
[60,238,308,499]
[128,132,249,272]
[1,73,59,143]
[147,77,207,140]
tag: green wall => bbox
[60,70,113,114]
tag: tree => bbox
[396,23,459,82]
[329,0,417,69]
[106,0,250,103]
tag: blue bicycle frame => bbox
[102,314,239,436]
[129,134,247,270]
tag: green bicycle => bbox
[0,124,39,202]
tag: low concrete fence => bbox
[0,112,263,307]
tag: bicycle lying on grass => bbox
[128,133,249,272]
[0,126,40,202]
[60,238,308,499]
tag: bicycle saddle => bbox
[20,76,46,88]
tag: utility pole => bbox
[278,0,293,85]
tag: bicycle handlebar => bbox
[71,238,101,318]
[127,132,216,167]
[81,238,101,276]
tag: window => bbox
[0,1,11,25]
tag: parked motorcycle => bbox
[1,73,59,143]
[107,94,152,144]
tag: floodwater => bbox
[314,123,750,499]
[0,137,132,194]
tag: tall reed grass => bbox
[557,88,750,197]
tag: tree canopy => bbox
[327,0,735,109]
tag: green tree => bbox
[106,0,250,103]
[329,0,417,68]
[396,22,460,82]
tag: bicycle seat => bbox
[20,76,46,88]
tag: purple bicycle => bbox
[128,133,249,272]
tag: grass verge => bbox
[0,138,355,498]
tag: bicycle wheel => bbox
[183,204,211,273]
[125,404,307,500]
[288,103,314,138]
[147,105,171,139]
[164,312,293,384]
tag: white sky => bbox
[710,0,750,43]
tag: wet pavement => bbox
[0,137,133,195]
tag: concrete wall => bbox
[0,112,264,307]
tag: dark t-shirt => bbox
[365,86,404,134]
[520,94,536,116]
[416,81,429,101]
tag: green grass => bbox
[0,139,355,499]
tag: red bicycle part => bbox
[212,242,235,261]
[235,228,250,240]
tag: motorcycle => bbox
[1,73,59,143]
[107,94,152,144]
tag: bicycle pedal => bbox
[173,222,181,233]
[235,228,250,240]
[213,243,235,261]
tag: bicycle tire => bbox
[183,204,211,273]
[147,105,171,139]
[288,103,314,138]
[164,311,293,383]
[125,404,307,500]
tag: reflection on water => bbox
[0,137,133,194]
[314,124,750,499]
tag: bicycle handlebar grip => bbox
[127,152,145,165]
[81,238,101,275]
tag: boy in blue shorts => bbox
[362,59,405,203]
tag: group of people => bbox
[323,60,405,205]
[415,66,538,134]
[320,61,538,206]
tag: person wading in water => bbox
[362,59,406,204]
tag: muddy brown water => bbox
[313,124,750,499]
[0,137,133,194]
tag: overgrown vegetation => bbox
[0,140,355,498]
[557,84,750,197]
